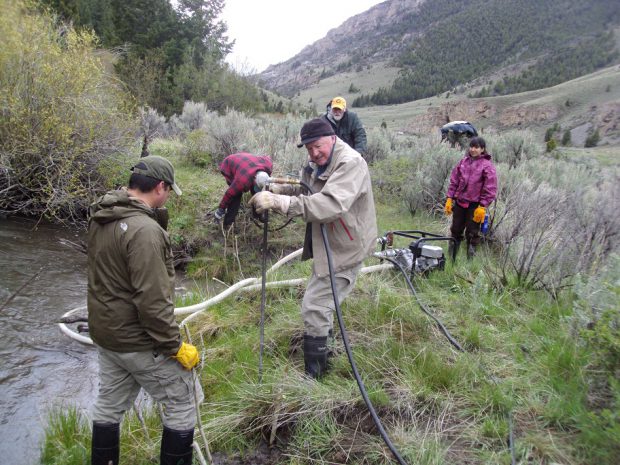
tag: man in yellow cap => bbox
[322,96,367,156]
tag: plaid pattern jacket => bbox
[218,153,272,209]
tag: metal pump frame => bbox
[379,230,458,272]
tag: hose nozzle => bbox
[268,176,301,185]
[255,174,301,190]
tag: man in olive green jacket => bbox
[87,156,202,465]
[250,118,377,379]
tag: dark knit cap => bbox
[297,118,336,148]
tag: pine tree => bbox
[562,129,571,146]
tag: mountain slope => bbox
[258,0,425,96]
[259,0,620,104]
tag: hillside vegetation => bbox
[39,0,288,116]
[355,0,620,106]
[296,64,620,149]
[261,0,620,108]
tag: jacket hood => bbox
[89,189,154,225]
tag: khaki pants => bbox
[301,264,361,337]
[92,347,203,430]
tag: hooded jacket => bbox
[87,189,180,355]
[287,138,377,277]
[447,151,497,208]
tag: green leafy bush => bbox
[0,0,135,223]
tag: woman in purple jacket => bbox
[444,137,497,259]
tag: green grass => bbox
[293,61,401,114]
[41,138,618,464]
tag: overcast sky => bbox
[220,0,385,73]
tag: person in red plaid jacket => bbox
[215,153,273,227]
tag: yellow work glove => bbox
[173,342,200,370]
[473,206,486,223]
[444,198,453,215]
[249,191,291,215]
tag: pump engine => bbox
[376,230,454,275]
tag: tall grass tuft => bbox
[41,406,90,465]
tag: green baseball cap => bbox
[131,156,182,195]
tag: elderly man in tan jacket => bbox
[250,118,377,379]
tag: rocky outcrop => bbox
[593,102,620,138]
[403,100,565,136]
[499,104,559,127]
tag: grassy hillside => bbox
[355,0,620,106]
[263,0,620,106]
[295,65,620,148]
[295,61,401,113]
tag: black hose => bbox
[300,180,408,465]
[379,256,464,352]
[251,215,295,232]
[260,179,512,462]
[380,255,517,462]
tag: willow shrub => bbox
[168,106,308,174]
[492,154,619,293]
[0,0,135,223]
[372,136,460,214]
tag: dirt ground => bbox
[211,442,283,465]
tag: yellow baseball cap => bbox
[331,96,346,110]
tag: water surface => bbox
[0,219,97,465]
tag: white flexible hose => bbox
[58,249,392,346]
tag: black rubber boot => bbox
[448,240,460,261]
[160,426,194,465]
[326,328,335,357]
[467,243,476,260]
[303,334,329,379]
[91,422,119,465]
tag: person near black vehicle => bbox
[249,118,377,379]
[322,96,367,155]
[214,152,273,228]
[87,155,202,465]
[440,121,478,148]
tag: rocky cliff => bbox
[258,0,425,96]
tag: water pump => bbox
[376,230,456,275]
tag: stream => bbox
[0,218,96,464]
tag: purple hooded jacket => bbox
[447,152,497,208]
